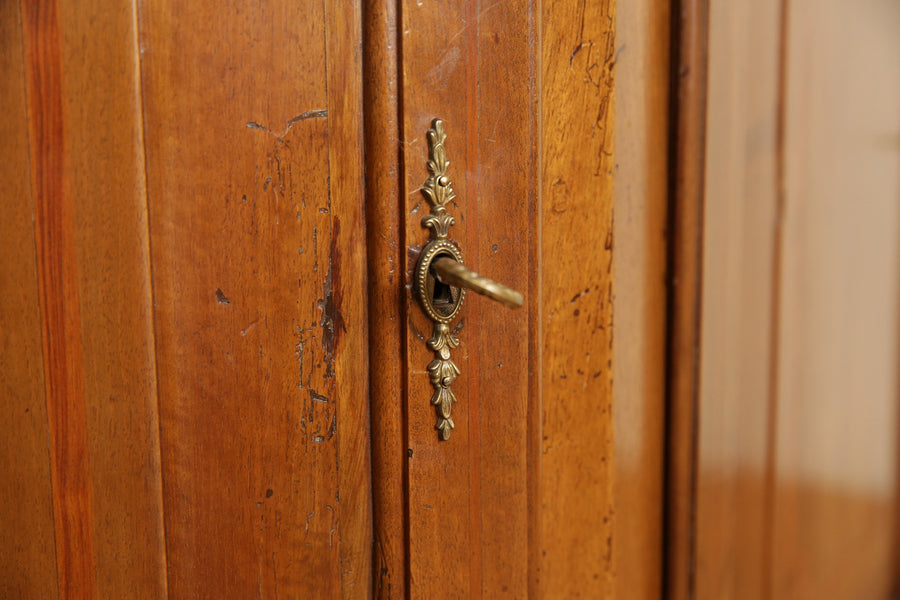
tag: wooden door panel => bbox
[138,0,371,597]
[370,0,620,597]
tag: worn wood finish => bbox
[364,1,408,597]
[138,0,372,596]
[59,0,169,596]
[0,2,60,597]
[539,0,616,596]
[21,2,98,597]
[614,0,670,597]
[664,0,708,597]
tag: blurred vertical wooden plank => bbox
[665,0,708,597]
[20,2,98,597]
[772,0,900,597]
[539,0,616,596]
[138,0,370,596]
[694,1,782,598]
[57,0,169,596]
[0,2,60,597]
[614,0,670,597]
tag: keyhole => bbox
[432,278,454,308]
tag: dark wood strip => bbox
[363,0,409,596]
[20,2,97,598]
[463,2,484,597]
[0,0,60,596]
[664,0,709,597]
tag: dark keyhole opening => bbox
[432,277,454,308]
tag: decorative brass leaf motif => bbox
[415,119,465,440]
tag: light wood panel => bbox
[772,0,900,597]
[614,0,670,597]
[137,1,372,596]
[0,2,59,596]
[686,0,900,598]
[695,1,783,598]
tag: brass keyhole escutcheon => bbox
[414,119,523,440]
[415,242,466,325]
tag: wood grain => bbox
[58,0,169,595]
[138,0,371,596]
[0,1,60,596]
[614,0,670,597]
[539,0,617,596]
[364,0,408,597]
[21,2,98,597]
[399,2,474,595]
[398,0,543,596]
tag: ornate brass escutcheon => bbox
[415,119,523,440]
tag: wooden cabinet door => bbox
[1,0,669,598]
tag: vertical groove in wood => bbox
[463,3,484,597]
[323,2,374,598]
[762,1,791,596]
[363,0,409,596]
[0,0,60,596]
[664,0,709,598]
[20,2,98,597]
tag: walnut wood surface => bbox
[0,2,60,597]
[137,0,371,597]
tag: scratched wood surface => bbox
[0,1,60,597]
[539,0,617,596]
[138,0,372,597]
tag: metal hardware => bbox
[431,257,524,309]
[414,119,523,440]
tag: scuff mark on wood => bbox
[215,289,230,304]
[245,109,328,142]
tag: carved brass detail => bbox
[415,119,465,440]
[414,119,523,440]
